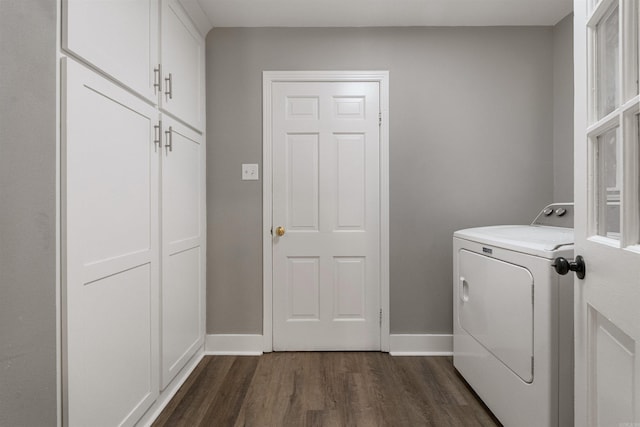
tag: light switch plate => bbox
[242,163,259,180]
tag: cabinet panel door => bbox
[62,59,160,426]
[161,0,204,131]
[62,0,159,102]
[161,116,205,388]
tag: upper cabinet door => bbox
[161,0,205,131]
[62,0,160,102]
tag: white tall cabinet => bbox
[61,0,206,425]
[62,59,162,427]
[160,117,206,389]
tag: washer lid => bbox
[454,225,574,258]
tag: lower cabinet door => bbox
[63,58,160,426]
[160,115,205,388]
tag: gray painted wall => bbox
[206,26,567,335]
[553,14,574,203]
[0,0,59,426]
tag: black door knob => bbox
[552,255,586,280]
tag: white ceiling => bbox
[191,0,573,29]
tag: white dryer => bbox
[453,203,574,427]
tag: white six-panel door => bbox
[160,115,205,388]
[63,58,159,427]
[271,81,381,350]
[574,0,640,425]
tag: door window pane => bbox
[596,127,621,239]
[634,6,639,97]
[596,4,619,119]
[624,0,639,99]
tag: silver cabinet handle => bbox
[153,65,162,94]
[164,126,173,152]
[153,120,162,150]
[164,72,173,100]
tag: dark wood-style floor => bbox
[153,353,501,427]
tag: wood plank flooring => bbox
[153,353,501,427]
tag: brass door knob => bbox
[276,226,286,236]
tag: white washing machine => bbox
[453,203,574,427]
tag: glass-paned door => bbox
[587,0,640,246]
[574,0,640,425]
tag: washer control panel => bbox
[531,203,574,228]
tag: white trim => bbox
[177,0,213,37]
[379,72,390,352]
[56,1,63,426]
[137,349,205,427]
[205,334,264,356]
[573,1,588,425]
[389,334,453,356]
[262,71,390,353]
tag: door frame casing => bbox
[573,2,588,423]
[262,71,390,352]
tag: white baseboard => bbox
[137,349,205,426]
[389,334,453,356]
[205,334,263,355]
[203,333,450,356]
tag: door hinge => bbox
[378,112,382,126]
[379,308,383,326]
